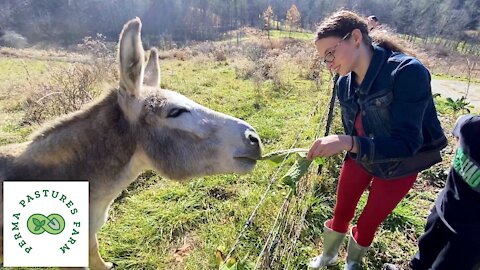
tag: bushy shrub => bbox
[244,42,269,61]
[172,48,193,61]
[157,50,174,60]
[190,41,216,55]
[306,54,324,81]
[213,49,227,61]
[77,34,112,58]
[22,64,102,124]
[233,58,256,80]
[0,30,28,48]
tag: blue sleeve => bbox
[355,59,431,162]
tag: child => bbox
[384,114,480,270]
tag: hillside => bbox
[2,28,478,268]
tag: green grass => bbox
[0,57,50,81]
[432,73,480,84]
[0,121,32,145]
[0,44,456,269]
[0,57,66,144]
[402,34,480,55]
[268,30,314,40]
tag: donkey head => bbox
[117,18,262,180]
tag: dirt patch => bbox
[169,232,199,268]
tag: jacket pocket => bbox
[362,90,393,136]
[339,101,357,135]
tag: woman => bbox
[307,10,447,269]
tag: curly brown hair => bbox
[316,10,417,57]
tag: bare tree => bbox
[262,5,274,38]
[286,4,301,35]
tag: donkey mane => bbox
[8,89,138,181]
[31,89,121,142]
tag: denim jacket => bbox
[337,45,447,179]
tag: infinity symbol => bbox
[27,213,65,235]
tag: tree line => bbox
[0,0,478,48]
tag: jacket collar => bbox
[347,44,388,96]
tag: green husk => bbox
[262,149,328,193]
[281,157,312,193]
[261,148,308,164]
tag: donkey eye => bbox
[167,108,190,118]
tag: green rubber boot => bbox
[344,226,370,270]
[309,220,346,269]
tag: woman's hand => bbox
[307,135,355,160]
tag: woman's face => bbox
[315,34,356,76]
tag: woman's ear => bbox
[352,29,363,48]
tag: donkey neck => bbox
[14,90,139,182]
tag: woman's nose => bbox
[327,61,335,70]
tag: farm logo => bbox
[27,213,65,235]
[3,181,89,267]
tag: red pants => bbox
[330,157,417,247]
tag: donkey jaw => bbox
[228,149,262,174]
[233,157,258,173]
[232,145,262,172]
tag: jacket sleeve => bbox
[354,58,431,163]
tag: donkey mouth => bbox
[233,149,262,171]
[234,156,258,162]
[234,157,258,167]
[234,151,261,161]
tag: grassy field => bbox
[268,30,314,40]
[0,37,461,269]
[0,57,54,145]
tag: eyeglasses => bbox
[320,32,351,64]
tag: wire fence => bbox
[221,72,338,269]
[254,81,336,270]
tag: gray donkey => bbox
[0,18,262,269]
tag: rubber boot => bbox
[344,226,370,270]
[309,220,346,269]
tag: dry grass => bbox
[22,63,108,124]
[0,46,90,64]
[400,38,480,81]
[0,36,116,126]
[428,50,480,80]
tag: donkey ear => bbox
[143,48,160,87]
[118,17,144,97]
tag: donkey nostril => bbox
[248,134,259,144]
[245,129,260,146]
